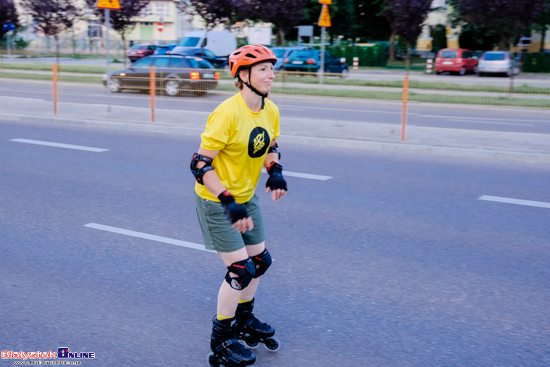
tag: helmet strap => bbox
[243,68,268,109]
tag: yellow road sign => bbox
[318,4,331,27]
[97,0,120,10]
[319,0,333,4]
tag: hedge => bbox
[318,45,388,67]
[522,53,550,73]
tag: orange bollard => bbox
[52,64,58,115]
[401,74,409,141]
[150,66,155,122]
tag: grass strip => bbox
[0,71,103,83]
[1,71,548,109]
[276,74,550,95]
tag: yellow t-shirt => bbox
[195,92,280,203]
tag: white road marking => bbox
[10,139,109,152]
[447,119,533,127]
[479,195,550,209]
[0,96,45,101]
[261,169,332,181]
[84,223,216,253]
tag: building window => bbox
[140,2,170,19]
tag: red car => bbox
[435,48,478,75]
[127,44,158,63]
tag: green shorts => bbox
[195,192,266,252]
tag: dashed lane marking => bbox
[10,138,109,152]
[84,223,216,253]
[261,169,332,181]
[479,195,550,209]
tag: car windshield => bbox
[179,37,200,47]
[187,57,214,69]
[440,51,457,58]
[130,45,142,50]
[484,53,506,61]
[292,50,317,59]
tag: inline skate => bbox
[208,315,256,367]
[236,299,280,352]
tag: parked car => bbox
[435,48,478,75]
[282,49,349,77]
[154,44,178,55]
[477,51,519,77]
[103,55,219,96]
[271,46,313,70]
[126,44,158,62]
[170,46,229,69]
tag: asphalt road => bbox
[1,119,549,366]
[1,80,549,135]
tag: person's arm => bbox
[194,147,253,233]
[264,139,287,202]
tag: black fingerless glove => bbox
[266,162,288,191]
[218,190,248,224]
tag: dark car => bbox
[126,44,158,62]
[271,46,313,70]
[103,55,220,96]
[283,49,349,77]
[154,44,178,55]
[170,46,229,69]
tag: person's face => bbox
[240,62,275,94]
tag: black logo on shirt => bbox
[248,127,270,158]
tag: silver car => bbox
[478,51,519,77]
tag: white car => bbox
[478,51,519,77]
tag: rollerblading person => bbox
[189,44,287,366]
[236,298,280,352]
[208,316,256,367]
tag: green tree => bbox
[430,24,447,52]
[533,4,550,52]
[20,0,82,64]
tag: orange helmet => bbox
[229,44,277,78]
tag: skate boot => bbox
[208,315,256,367]
[236,299,280,352]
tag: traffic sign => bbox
[97,0,120,10]
[3,22,16,32]
[157,22,164,32]
[318,4,331,27]
[319,0,332,4]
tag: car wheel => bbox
[107,78,121,93]
[473,66,479,74]
[435,71,442,75]
[164,79,180,96]
[459,67,466,76]
[340,68,349,79]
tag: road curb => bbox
[3,112,550,163]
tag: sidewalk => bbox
[1,94,549,163]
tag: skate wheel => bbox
[207,352,225,367]
[241,339,259,349]
[264,336,280,352]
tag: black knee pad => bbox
[225,258,256,290]
[251,249,272,278]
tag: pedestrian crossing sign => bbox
[318,4,331,27]
[97,0,120,10]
